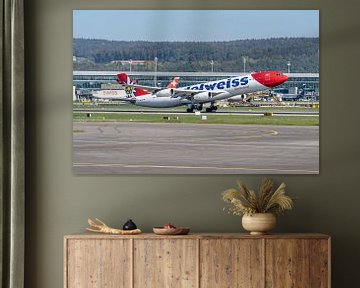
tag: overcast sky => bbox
[73,10,319,42]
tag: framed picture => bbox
[72,10,319,175]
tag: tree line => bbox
[73,37,319,73]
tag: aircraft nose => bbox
[282,74,289,83]
[272,73,288,86]
[252,71,289,88]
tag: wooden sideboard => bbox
[64,233,330,288]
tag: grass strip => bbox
[73,112,319,126]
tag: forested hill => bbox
[73,38,319,73]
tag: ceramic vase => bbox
[242,213,276,235]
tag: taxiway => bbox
[73,122,319,174]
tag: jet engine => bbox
[155,88,173,97]
[193,91,212,102]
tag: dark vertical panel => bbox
[1,0,25,287]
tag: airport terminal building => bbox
[73,71,319,96]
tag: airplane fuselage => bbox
[132,74,272,108]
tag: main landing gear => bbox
[185,103,218,113]
[205,105,218,113]
[186,104,203,113]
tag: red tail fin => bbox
[167,77,180,88]
[117,73,132,85]
[117,73,150,97]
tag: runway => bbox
[74,108,319,117]
[73,122,319,174]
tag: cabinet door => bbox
[266,239,309,287]
[309,239,330,288]
[134,239,198,288]
[65,239,131,288]
[200,239,264,288]
[265,239,329,288]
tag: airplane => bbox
[91,77,180,100]
[91,89,128,100]
[117,71,288,112]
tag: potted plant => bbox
[222,179,294,235]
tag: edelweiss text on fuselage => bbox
[185,76,249,91]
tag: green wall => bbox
[25,0,360,287]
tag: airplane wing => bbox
[170,88,224,99]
